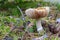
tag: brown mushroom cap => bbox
[25,7,50,19]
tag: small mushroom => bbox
[25,7,50,34]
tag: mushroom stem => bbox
[36,19,43,34]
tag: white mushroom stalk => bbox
[36,19,43,33]
[25,7,50,34]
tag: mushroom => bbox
[25,7,50,34]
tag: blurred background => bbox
[0,0,60,40]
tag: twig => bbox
[17,6,25,22]
[17,6,33,40]
[17,6,28,40]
